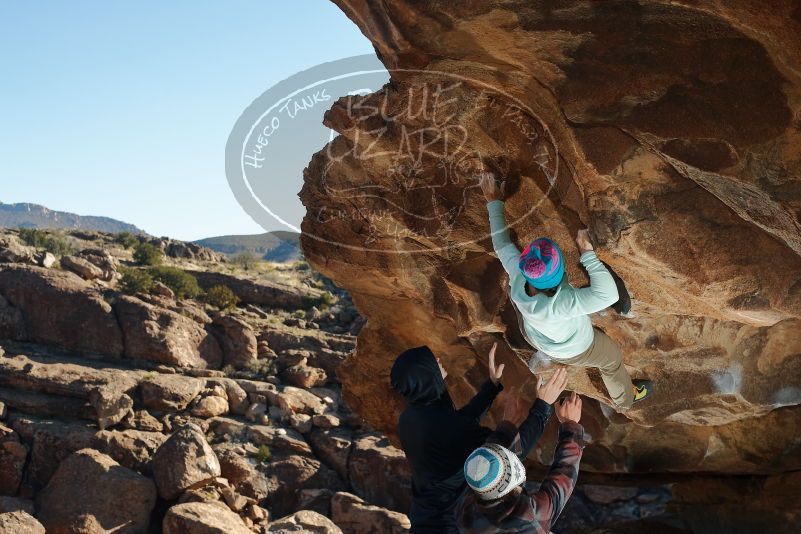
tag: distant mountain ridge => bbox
[195,231,302,262]
[0,202,144,234]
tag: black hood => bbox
[391,346,447,404]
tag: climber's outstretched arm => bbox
[478,172,521,276]
[552,231,619,317]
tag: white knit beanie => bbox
[464,443,526,500]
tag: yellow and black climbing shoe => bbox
[632,379,653,403]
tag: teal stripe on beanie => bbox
[518,237,565,290]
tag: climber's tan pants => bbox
[559,328,634,410]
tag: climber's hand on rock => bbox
[488,342,505,386]
[536,366,568,404]
[576,229,594,253]
[556,391,582,423]
[501,386,526,426]
[478,172,505,202]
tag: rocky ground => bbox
[0,228,410,533]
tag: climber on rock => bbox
[455,390,585,534]
[391,344,568,534]
[477,171,653,411]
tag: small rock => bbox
[191,395,229,418]
[262,510,343,534]
[220,486,251,512]
[281,363,328,389]
[35,252,56,268]
[89,385,134,430]
[331,491,410,534]
[0,511,45,534]
[245,402,267,422]
[163,502,252,534]
[152,280,176,299]
[312,414,341,429]
[289,413,313,434]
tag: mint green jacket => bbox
[487,200,619,358]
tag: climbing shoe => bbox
[632,379,653,403]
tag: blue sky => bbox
[0,1,382,240]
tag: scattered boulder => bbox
[35,252,55,269]
[261,454,344,517]
[331,492,411,534]
[209,314,257,370]
[349,435,412,514]
[152,424,221,500]
[191,395,229,418]
[75,248,119,281]
[0,266,124,357]
[152,280,176,299]
[59,255,104,280]
[36,448,156,534]
[308,428,353,480]
[140,374,203,412]
[262,509,343,534]
[312,414,341,429]
[114,295,223,368]
[0,511,45,534]
[0,423,27,496]
[186,270,322,310]
[163,502,251,534]
[0,236,36,264]
[281,361,328,389]
[217,450,268,501]
[290,413,313,434]
[297,488,335,517]
[272,386,327,416]
[206,378,248,415]
[88,385,133,430]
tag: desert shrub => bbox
[119,267,154,295]
[146,266,202,299]
[256,444,272,464]
[232,251,258,271]
[18,228,75,256]
[247,359,275,378]
[114,231,139,249]
[293,309,306,319]
[317,291,336,310]
[133,242,163,266]
[205,285,239,311]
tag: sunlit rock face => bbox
[300,0,801,475]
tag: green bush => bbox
[147,266,202,299]
[119,267,155,295]
[318,291,336,310]
[205,285,239,310]
[114,231,139,249]
[256,444,272,464]
[18,228,75,256]
[232,251,258,271]
[133,242,163,266]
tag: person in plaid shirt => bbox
[455,390,584,533]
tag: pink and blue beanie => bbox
[518,237,564,290]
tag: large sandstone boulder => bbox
[114,296,223,368]
[152,424,221,500]
[348,435,412,514]
[0,266,123,356]
[308,427,353,480]
[88,385,134,430]
[36,448,156,534]
[76,248,119,281]
[0,511,45,534]
[186,269,322,309]
[298,0,801,479]
[261,454,345,517]
[163,502,252,534]
[140,374,203,412]
[59,255,104,281]
[331,492,411,534]
[0,295,25,340]
[0,235,36,264]
[209,314,257,369]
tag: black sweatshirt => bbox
[391,346,553,534]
